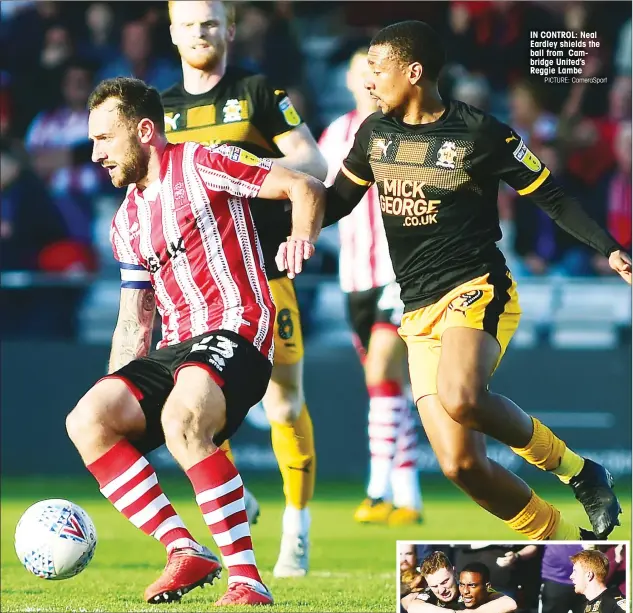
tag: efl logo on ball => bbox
[15,499,97,580]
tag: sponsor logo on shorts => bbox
[448,289,484,314]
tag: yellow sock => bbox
[553,448,585,484]
[220,440,235,465]
[511,417,584,482]
[504,490,561,540]
[270,404,315,509]
[552,515,582,540]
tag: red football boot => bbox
[144,546,222,604]
[214,582,274,606]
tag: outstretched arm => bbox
[526,179,631,283]
[108,288,156,373]
[477,117,631,284]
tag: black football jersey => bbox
[162,66,304,280]
[583,588,627,613]
[415,587,502,610]
[342,99,553,310]
[415,589,465,610]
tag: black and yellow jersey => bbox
[415,587,502,610]
[161,66,303,280]
[333,99,622,311]
[415,588,464,610]
[583,588,627,613]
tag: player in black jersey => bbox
[163,0,327,581]
[458,564,506,610]
[570,550,627,613]
[277,20,631,542]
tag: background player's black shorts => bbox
[346,282,404,351]
[109,330,272,454]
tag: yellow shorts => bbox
[398,272,521,402]
[270,276,304,365]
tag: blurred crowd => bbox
[399,543,627,613]
[1,1,631,339]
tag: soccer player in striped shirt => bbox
[65,77,324,606]
[163,0,328,577]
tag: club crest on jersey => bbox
[616,600,627,610]
[436,141,457,169]
[513,139,542,172]
[173,182,188,207]
[278,96,301,127]
[223,98,247,123]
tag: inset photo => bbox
[398,542,628,613]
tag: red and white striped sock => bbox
[392,404,422,510]
[186,449,266,594]
[87,440,200,552]
[366,380,407,501]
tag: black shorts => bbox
[108,330,272,453]
[346,282,404,352]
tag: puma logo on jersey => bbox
[378,139,393,157]
[164,113,181,130]
[505,134,518,143]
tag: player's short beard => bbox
[116,137,150,187]
[182,39,226,71]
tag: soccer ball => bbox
[15,499,97,580]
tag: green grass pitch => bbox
[1,476,630,612]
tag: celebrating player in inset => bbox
[66,77,324,606]
[319,47,423,526]
[278,20,632,541]
[570,550,628,613]
[402,552,517,612]
[163,0,328,578]
[458,564,506,610]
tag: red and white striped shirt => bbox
[110,142,275,360]
[319,110,395,293]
